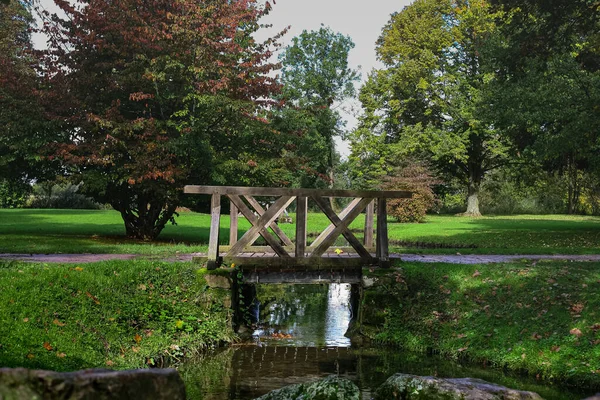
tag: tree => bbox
[486,0,600,214]
[350,0,511,216]
[0,0,57,207]
[41,0,283,239]
[276,26,360,190]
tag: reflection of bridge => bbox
[184,186,411,275]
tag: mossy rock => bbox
[196,267,234,288]
[255,376,359,400]
[375,374,543,400]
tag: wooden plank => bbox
[184,185,412,199]
[218,245,375,253]
[207,193,221,270]
[310,196,374,259]
[295,196,307,258]
[223,256,375,270]
[364,200,374,247]
[243,270,362,284]
[229,201,238,246]
[227,195,291,258]
[311,198,363,248]
[227,195,296,257]
[377,197,390,268]
[244,195,293,246]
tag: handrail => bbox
[184,185,411,199]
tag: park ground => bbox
[1,209,600,390]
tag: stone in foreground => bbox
[255,375,359,400]
[375,373,543,400]
[0,368,186,400]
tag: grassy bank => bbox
[2,208,600,255]
[0,260,234,371]
[367,261,600,389]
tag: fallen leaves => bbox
[53,319,66,327]
[472,270,481,278]
[570,302,585,315]
[570,328,583,337]
[134,334,142,344]
[43,342,53,351]
[86,291,100,305]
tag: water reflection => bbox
[178,283,594,399]
[180,346,591,400]
[251,283,351,347]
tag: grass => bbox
[368,261,600,389]
[0,260,234,371]
[2,208,600,255]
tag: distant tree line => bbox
[347,0,600,217]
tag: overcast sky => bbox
[34,0,414,157]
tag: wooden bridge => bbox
[184,186,411,273]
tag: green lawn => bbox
[1,209,600,255]
[370,260,600,389]
[0,260,233,371]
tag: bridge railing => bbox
[183,185,412,270]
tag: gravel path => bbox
[2,253,600,264]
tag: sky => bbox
[33,0,414,157]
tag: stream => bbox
[180,284,594,400]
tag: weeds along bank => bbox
[0,261,235,371]
[355,262,600,390]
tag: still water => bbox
[180,284,593,400]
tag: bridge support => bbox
[184,186,411,271]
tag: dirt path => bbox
[2,253,600,264]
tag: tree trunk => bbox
[116,202,177,241]
[463,183,482,216]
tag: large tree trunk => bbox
[463,182,482,217]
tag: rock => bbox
[0,368,186,400]
[204,273,232,289]
[375,374,543,400]
[362,275,378,288]
[255,375,359,400]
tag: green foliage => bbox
[0,1,59,189]
[374,261,600,388]
[350,0,512,216]
[26,182,101,210]
[0,260,234,371]
[276,25,360,188]
[486,0,600,212]
[0,179,30,209]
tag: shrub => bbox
[0,179,31,208]
[382,161,440,223]
[26,182,101,209]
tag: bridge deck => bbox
[193,251,403,270]
[184,185,412,270]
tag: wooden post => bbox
[207,193,221,270]
[229,201,238,246]
[376,198,389,268]
[364,200,374,248]
[296,196,307,258]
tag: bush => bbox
[0,179,31,208]
[382,161,440,223]
[26,182,102,209]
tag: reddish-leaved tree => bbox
[41,0,284,239]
